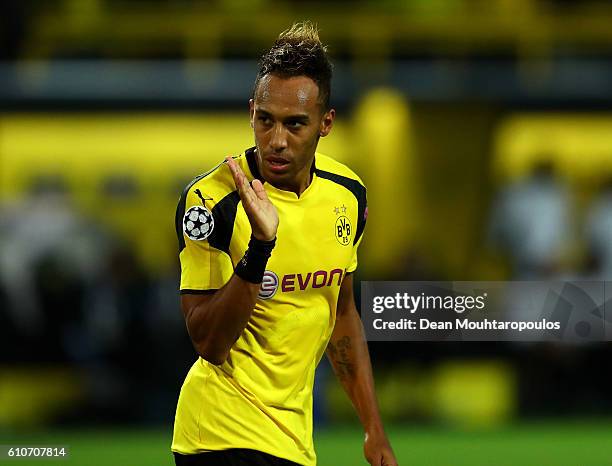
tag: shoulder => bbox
[181,158,237,208]
[175,154,243,252]
[315,153,368,244]
[315,153,365,188]
[314,153,367,205]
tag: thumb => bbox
[251,179,268,201]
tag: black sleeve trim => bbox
[175,174,241,255]
[315,169,367,245]
[179,289,218,295]
[208,191,241,254]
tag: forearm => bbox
[327,306,384,433]
[184,274,260,364]
[184,235,276,364]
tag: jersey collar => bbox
[245,146,264,182]
[244,146,319,200]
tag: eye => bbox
[286,120,304,129]
[258,116,272,125]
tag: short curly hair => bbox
[253,21,333,110]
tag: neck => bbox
[273,164,312,196]
[251,148,315,197]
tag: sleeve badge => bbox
[183,205,214,241]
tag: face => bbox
[250,74,334,194]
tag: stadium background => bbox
[1,1,611,465]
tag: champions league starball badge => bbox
[183,205,214,241]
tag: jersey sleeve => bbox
[175,182,235,293]
[346,195,367,273]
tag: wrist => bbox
[234,235,276,284]
[252,231,276,242]
[364,422,385,437]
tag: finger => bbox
[225,156,240,184]
[241,187,260,212]
[237,178,262,215]
[251,179,269,201]
[225,157,249,191]
[226,157,254,200]
[238,173,252,198]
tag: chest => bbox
[232,197,354,268]
[228,193,356,307]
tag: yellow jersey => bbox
[172,147,367,466]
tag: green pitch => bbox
[3,421,612,466]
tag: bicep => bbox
[336,272,356,319]
[180,291,216,320]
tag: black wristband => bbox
[234,235,276,284]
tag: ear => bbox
[319,108,335,137]
[249,99,255,128]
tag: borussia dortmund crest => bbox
[183,205,214,241]
[334,204,352,246]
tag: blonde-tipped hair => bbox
[254,21,333,109]
[276,21,323,48]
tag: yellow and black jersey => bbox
[172,147,367,466]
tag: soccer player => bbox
[172,22,398,466]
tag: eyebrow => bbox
[255,108,310,123]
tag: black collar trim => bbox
[245,147,264,181]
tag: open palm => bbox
[225,156,278,241]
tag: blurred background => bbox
[1,1,612,465]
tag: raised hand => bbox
[225,156,279,241]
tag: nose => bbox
[270,123,288,152]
